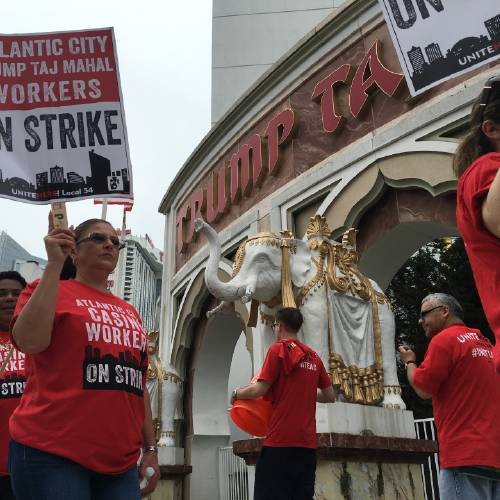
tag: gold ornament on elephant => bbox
[307,216,385,405]
[227,215,387,406]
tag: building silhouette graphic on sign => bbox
[407,14,500,91]
[0,149,131,201]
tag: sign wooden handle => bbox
[51,202,68,229]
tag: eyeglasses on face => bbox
[272,322,280,329]
[77,232,125,250]
[479,74,500,122]
[419,305,445,320]
[0,288,22,298]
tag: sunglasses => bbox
[479,75,500,122]
[419,305,444,320]
[77,232,125,250]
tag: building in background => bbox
[0,231,46,280]
[159,0,500,497]
[211,0,347,124]
[110,232,163,331]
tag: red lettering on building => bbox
[206,163,230,224]
[266,109,295,176]
[349,40,403,118]
[313,40,403,131]
[312,64,353,133]
[176,40,404,255]
[229,134,262,203]
[176,109,297,253]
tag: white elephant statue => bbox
[194,215,405,409]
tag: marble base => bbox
[316,401,416,438]
[315,461,425,500]
[158,446,184,466]
[234,434,435,500]
[145,464,192,500]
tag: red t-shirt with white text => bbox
[9,279,148,474]
[413,324,500,469]
[258,339,331,448]
[457,152,500,363]
[0,331,25,476]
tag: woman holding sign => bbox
[8,219,159,499]
[454,75,500,373]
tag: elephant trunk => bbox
[194,218,250,302]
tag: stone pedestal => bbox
[147,465,192,500]
[234,434,436,500]
[233,402,437,500]
[147,448,190,500]
[316,402,416,438]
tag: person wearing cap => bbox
[231,307,336,500]
[0,271,26,500]
[454,74,500,372]
[399,293,500,499]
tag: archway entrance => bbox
[175,268,252,500]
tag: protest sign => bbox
[0,27,132,203]
[379,0,500,96]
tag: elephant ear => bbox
[291,240,312,288]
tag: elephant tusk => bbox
[194,218,205,233]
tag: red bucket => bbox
[230,397,272,437]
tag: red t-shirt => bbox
[0,331,25,476]
[9,279,148,474]
[258,339,331,448]
[456,152,500,367]
[413,324,500,469]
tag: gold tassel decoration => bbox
[341,369,352,400]
[247,299,259,327]
[329,353,343,389]
[280,235,297,308]
[350,366,365,404]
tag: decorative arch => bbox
[320,151,458,288]
[170,263,253,500]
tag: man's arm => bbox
[398,346,432,400]
[482,167,500,237]
[406,362,432,400]
[231,380,270,404]
[317,385,336,403]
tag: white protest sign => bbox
[0,27,132,203]
[378,0,500,96]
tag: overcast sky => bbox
[0,0,212,258]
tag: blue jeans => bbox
[439,468,500,500]
[8,440,141,500]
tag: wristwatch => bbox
[143,445,158,454]
[405,360,417,368]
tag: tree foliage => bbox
[386,237,492,418]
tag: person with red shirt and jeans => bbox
[454,74,500,372]
[8,219,160,500]
[231,307,336,500]
[399,293,500,499]
[0,271,26,500]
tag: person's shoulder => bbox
[462,152,500,180]
[436,324,485,345]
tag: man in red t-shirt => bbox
[0,271,26,500]
[399,293,500,499]
[231,308,335,500]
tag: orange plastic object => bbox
[230,397,272,437]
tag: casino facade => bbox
[156,1,500,498]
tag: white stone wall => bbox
[211,0,344,124]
